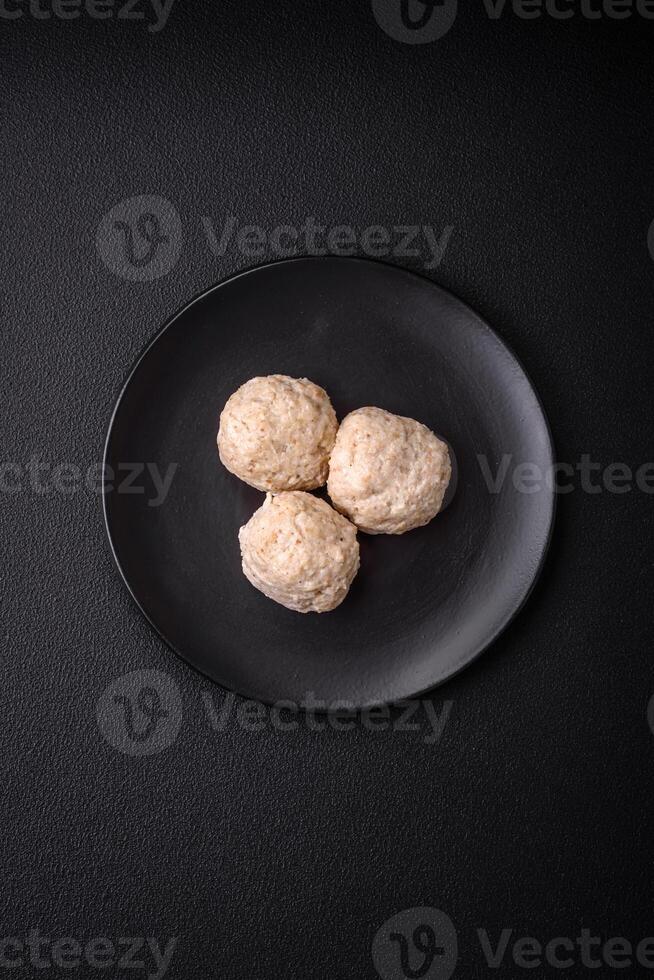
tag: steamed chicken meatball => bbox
[218,375,338,492]
[239,492,360,613]
[327,406,451,535]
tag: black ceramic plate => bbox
[104,258,555,708]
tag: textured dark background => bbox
[2,2,654,978]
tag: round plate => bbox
[104,258,555,708]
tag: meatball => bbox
[327,406,451,534]
[239,492,360,613]
[218,375,338,492]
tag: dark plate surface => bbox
[103,257,555,707]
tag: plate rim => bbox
[102,255,557,710]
